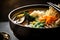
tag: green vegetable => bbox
[34,22,40,27]
[33,22,45,28]
[23,11,35,21]
[39,23,44,27]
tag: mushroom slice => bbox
[13,16,25,24]
[16,16,25,24]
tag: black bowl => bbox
[8,4,60,40]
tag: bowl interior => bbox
[8,4,51,29]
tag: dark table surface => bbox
[0,21,18,40]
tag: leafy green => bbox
[23,11,35,21]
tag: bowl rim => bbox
[8,4,54,29]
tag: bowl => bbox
[8,4,60,40]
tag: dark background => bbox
[0,0,60,21]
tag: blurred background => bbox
[0,0,60,21]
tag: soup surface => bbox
[11,7,60,29]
